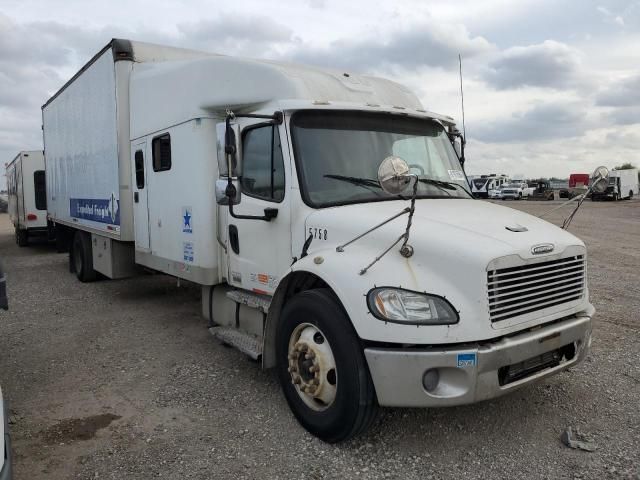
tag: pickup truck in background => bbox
[498,182,533,200]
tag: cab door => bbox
[132,141,150,250]
[225,121,291,295]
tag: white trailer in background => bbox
[5,150,48,246]
[470,174,509,198]
[43,39,595,443]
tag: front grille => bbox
[498,343,576,386]
[488,255,586,322]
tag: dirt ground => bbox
[0,200,638,479]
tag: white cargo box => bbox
[42,39,209,242]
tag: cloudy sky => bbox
[1,0,639,186]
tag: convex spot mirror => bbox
[378,156,414,195]
[590,166,609,193]
[215,178,241,205]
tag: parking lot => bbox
[0,199,638,479]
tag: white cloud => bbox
[481,40,584,90]
[0,0,638,186]
[289,18,493,71]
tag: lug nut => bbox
[293,376,301,385]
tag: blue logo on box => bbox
[70,195,120,225]
[457,353,476,368]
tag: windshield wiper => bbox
[325,174,380,188]
[324,174,384,196]
[418,177,473,197]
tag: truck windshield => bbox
[290,111,471,207]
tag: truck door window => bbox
[152,134,171,172]
[33,170,47,210]
[241,125,285,202]
[134,150,145,188]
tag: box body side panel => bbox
[43,50,129,237]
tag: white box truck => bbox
[43,39,595,442]
[592,168,638,201]
[6,150,48,246]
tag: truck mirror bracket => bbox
[225,180,278,222]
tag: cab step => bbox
[226,289,271,313]
[209,326,262,360]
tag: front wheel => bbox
[276,289,378,443]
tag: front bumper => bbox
[365,313,592,407]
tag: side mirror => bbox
[216,121,241,177]
[590,166,609,193]
[215,178,241,205]
[378,156,414,195]
[453,138,462,159]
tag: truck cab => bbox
[44,39,595,443]
[210,103,592,441]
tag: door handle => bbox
[134,192,139,203]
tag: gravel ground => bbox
[0,200,638,480]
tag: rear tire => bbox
[276,289,378,443]
[72,231,96,282]
[16,229,28,247]
[629,191,633,200]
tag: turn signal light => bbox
[27,213,38,221]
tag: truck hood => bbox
[304,198,582,258]
[301,199,588,344]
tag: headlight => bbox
[367,287,459,325]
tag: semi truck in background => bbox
[5,151,48,247]
[42,39,595,442]
[591,168,638,201]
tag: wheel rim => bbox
[287,323,337,411]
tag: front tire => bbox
[72,231,96,282]
[276,289,378,443]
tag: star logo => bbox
[183,210,191,228]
